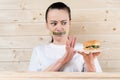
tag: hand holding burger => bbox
[77,40,101,71]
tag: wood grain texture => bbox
[0,49,32,61]
[0,0,120,72]
[0,62,29,71]
[0,36,51,48]
[0,72,120,80]
[1,22,120,36]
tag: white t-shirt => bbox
[28,43,102,72]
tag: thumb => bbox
[77,51,86,56]
[73,50,77,55]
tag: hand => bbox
[61,36,76,65]
[77,51,100,71]
[43,36,77,71]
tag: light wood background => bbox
[0,0,120,72]
[0,72,120,80]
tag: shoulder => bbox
[32,44,48,55]
[33,44,45,51]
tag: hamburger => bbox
[83,40,100,53]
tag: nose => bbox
[56,23,63,31]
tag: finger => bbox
[77,51,86,56]
[93,52,101,56]
[72,36,76,48]
[71,36,74,47]
[68,36,72,47]
[66,40,70,50]
[73,50,77,53]
[66,40,69,47]
[89,52,93,58]
[70,36,76,48]
[73,50,77,56]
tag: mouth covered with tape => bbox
[50,30,69,36]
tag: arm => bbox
[43,58,66,71]
[44,36,76,72]
[78,51,101,72]
[84,57,102,72]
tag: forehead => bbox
[47,9,69,21]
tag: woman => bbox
[28,2,102,72]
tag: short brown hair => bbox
[45,2,71,22]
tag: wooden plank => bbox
[0,79,106,80]
[0,0,23,9]
[70,22,120,35]
[25,0,107,9]
[1,0,119,10]
[99,61,120,72]
[106,0,120,8]
[0,48,120,62]
[0,10,45,23]
[0,22,120,36]
[0,49,32,61]
[0,23,49,36]
[107,9,120,22]
[71,9,106,22]
[0,9,108,23]
[0,9,120,22]
[72,9,120,22]
[0,72,119,80]
[1,9,120,22]
[0,35,120,48]
[0,36,51,48]
[0,62,28,71]
[102,68,120,72]
[0,79,95,80]
[100,61,120,68]
[0,0,107,9]
[98,48,120,60]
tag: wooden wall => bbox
[0,0,120,72]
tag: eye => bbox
[61,21,67,25]
[51,22,57,26]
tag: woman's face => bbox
[46,9,70,38]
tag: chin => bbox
[54,35,67,40]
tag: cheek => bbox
[47,23,54,31]
[65,24,70,30]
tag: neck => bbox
[52,36,68,45]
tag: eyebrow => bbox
[61,20,67,22]
[50,20,68,22]
[50,20,57,22]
